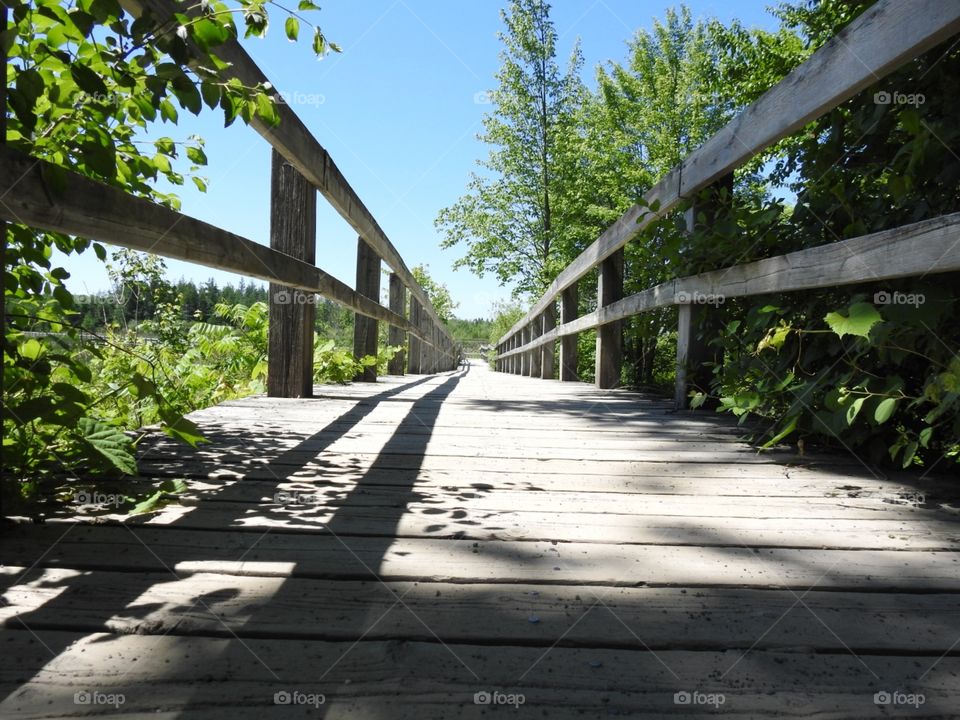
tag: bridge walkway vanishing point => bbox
[2,360,960,718]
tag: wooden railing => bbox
[1,0,460,399]
[494,0,960,406]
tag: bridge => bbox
[2,0,960,717]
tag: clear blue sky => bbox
[58,0,779,319]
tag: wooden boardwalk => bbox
[2,360,960,718]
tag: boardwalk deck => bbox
[2,360,960,718]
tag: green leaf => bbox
[874,397,897,425]
[77,417,138,475]
[191,176,208,192]
[186,146,207,164]
[285,16,299,41]
[312,26,326,55]
[70,63,107,96]
[845,397,864,426]
[298,0,320,9]
[20,338,44,361]
[200,81,221,109]
[824,302,882,339]
[761,415,799,449]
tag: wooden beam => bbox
[559,284,578,381]
[352,237,380,382]
[0,146,440,342]
[496,212,960,361]
[407,298,422,374]
[541,303,556,379]
[528,317,542,378]
[596,249,624,389]
[267,151,316,398]
[675,175,732,409]
[387,274,406,375]
[498,0,960,346]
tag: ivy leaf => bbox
[77,417,138,476]
[824,302,882,339]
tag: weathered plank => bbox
[4,525,960,590]
[2,630,959,718]
[5,568,960,652]
[267,150,316,398]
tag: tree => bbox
[411,264,458,323]
[436,0,586,296]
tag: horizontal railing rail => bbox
[2,5,461,397]
[494,0,960,405]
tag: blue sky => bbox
[58,0,780,319]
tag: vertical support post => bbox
[407,297,422,373]
[560,284,578,381]
[520,326,530,376]
[528,316,542,377]
[674,174,733,409]
[387,273,405,375]
[541,302,556,379]
[595,249,624,389]
[352,237,380,382]
[268,150,316,398]
[675,303,698,408]
[419,316,430,373]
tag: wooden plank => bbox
[5,525,960,590]
[352,237,380,382]
[559,283,579,380]
[2,630,960,719]
[595,248,623,388]
[541,304,556,379]
[267,150,316,398]
[406,297,422,374]
[499,0,960,346]
[6,568,960,652]
[387,273,406,374]
[88,501,960,550]
[528,316,542,378]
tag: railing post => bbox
[528,316,542,377]
[267,149,316,398]
[560,283,578,381]
[595,248,624,389]
[674,174,732,408]
[419,316,431,373]
[387,273,405,375]
[541,302,556,379]
[407,297,422,374]
[520,326,530,375]
[353,236,380,382]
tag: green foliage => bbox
[3,0,340,514]
[411,265,458,322]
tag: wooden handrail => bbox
[498,0,960,345]
[495,213,960,360]
[495,0,960,401]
